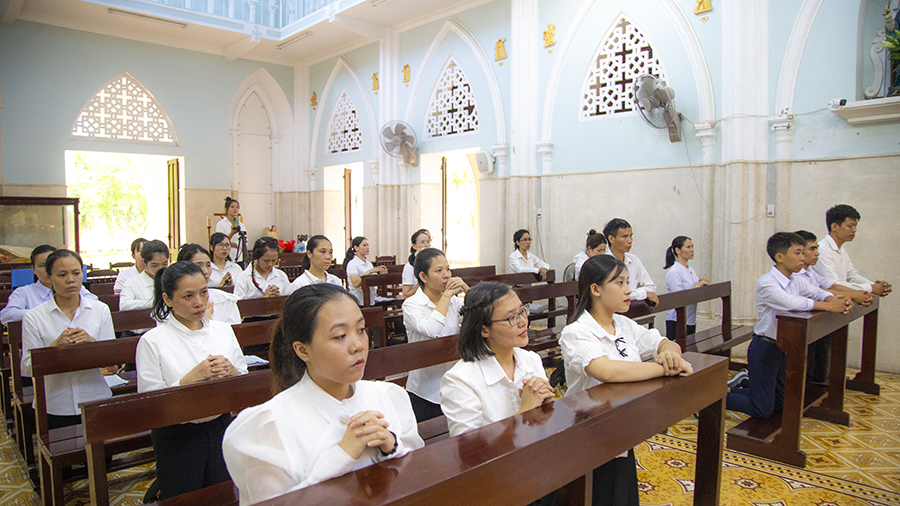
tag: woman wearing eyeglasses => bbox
[440,282,554,437]
[401,248,469,423]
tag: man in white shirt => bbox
[813,205,892,298]
[114,237,147,294]
[603,218,658,304]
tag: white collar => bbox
[822,234,842,253]
[478,348,529,386]
[769,266,792,289]
[165,313,210,336]
[573,310,617,341]
[409,286,437,309]
[48,293,91,319]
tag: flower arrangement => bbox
[277,239,295,253]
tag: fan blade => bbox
[382,124,396,139]
[393,123,407,137]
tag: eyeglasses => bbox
[491,305,530,327]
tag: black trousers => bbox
[408,392,443,423]
[807,333,833,384]
[664,321,696,341]
[47,414,82,430]
[150,413,232,499]
[592,449,639,506]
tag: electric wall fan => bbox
[633,74,683,143]
[380,120,419,166]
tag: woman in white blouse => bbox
[663,236,710,340]
[136,261,247,500]
[21,249,114,429]
[208,233,243,288]
[223,284,423,505]
[234,237,290,299]
[343,236,387,305]
[289,235,342,292]
[402,248,469,422]
[440,282,554,437]
[572,229,607,281]
[215,196,247,264]
[177,244,242,325]
[120,239,170,311]
[559,254,693,506]
[401,229,431,298]
[508,229,549,280]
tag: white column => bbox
[509,0,539,177]
[491,143,509,176]
[248,0,258,24]
[268,0,278,27]
[535,141,553,175]
[771,115,794,231]
[229,130,240,194]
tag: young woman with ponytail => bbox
[344,236,387,305]
[572,229,607,281]
[401,229,431,298]
[289,235,342,291]
[222,284,423,505]
[177,244,241,324]
[208,232,242,288]
[135,261,247,499]
[215,196,247,263]
[234,237,290,299]
[663,236,710,340]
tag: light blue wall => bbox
[790,0,899,159]
[543,0,707,174]
[309,42,380,189]
[0,20,293,190]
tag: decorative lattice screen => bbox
[581,16,666,119]
[327,91,362,154]
[71,73,178,144]
[426,58,479,138]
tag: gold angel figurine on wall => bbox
[372,72,379,91]
[311,91,317,107]
[543,24,556,47]
[694,0,712,14]
[402,64,411,83]
[495,38,507,60]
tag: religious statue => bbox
[495,38,507,61]
[310,91,317,107]
[543,24,556,47]
[402,64,411,83]
[372,72,379,91]
[694,0,712,15]
[885,5,900,95]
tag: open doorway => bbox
[65,150,184,269]
[323,162,363,259]
[419,148,480,267]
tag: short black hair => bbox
[603,218,631,242]
[766,232,805,262]
[457,282,516,361]
[131,237,148,256]
[513,229,530,251]
[414,248,446,287]
[45,249,83,276]
[794,230,817,245]
[825,204,860,231]
[141,240,170,263]
[30,245,57,267]
[176,243,210,263]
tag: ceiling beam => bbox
[330,15,388,39]
[2,0,25,24]
[224,35,259,61]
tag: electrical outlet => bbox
[767,204,775,217]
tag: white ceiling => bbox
[8,0,489,67]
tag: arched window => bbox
[71,72,178,145]
[327,91,362,154]
[425,58,479,139]
[580,15,666,119]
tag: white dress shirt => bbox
[813,234,874,292]
[22,295,115,415]
[120,271,155,311]
[208,288,242,325]
[136,316,248,393]
[289,270,343,293]
[346,256,376,305]
[216,218,247,262]
[114,265,138,293]
[794,267,831,292]
[754,266,831,339]
[440,347,548,437]
[402,262,416,286]
[402,288,463,404]
[572,251,589,281]
[665,262,699,324]
[222,374,424,505]
[508,249,550,275]
[560,312,665,395]
[606,251,656,301]
[209,260,243,288]
[234,266,291,300]
[1,281,97,324]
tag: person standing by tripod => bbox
[216,197,248,267]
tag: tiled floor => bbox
[1,367,899,505]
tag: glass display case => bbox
[0,197,80,264]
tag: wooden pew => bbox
[515,281,578,353]
[258,352,727,506]
[97,294,119,312]
[8,321,37,469]
[237,296,287,318]
[88,283,115,296]
[30,337,152,505]
[726,297,878,468]
[623,281,754,369]
[359,265,499,307]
